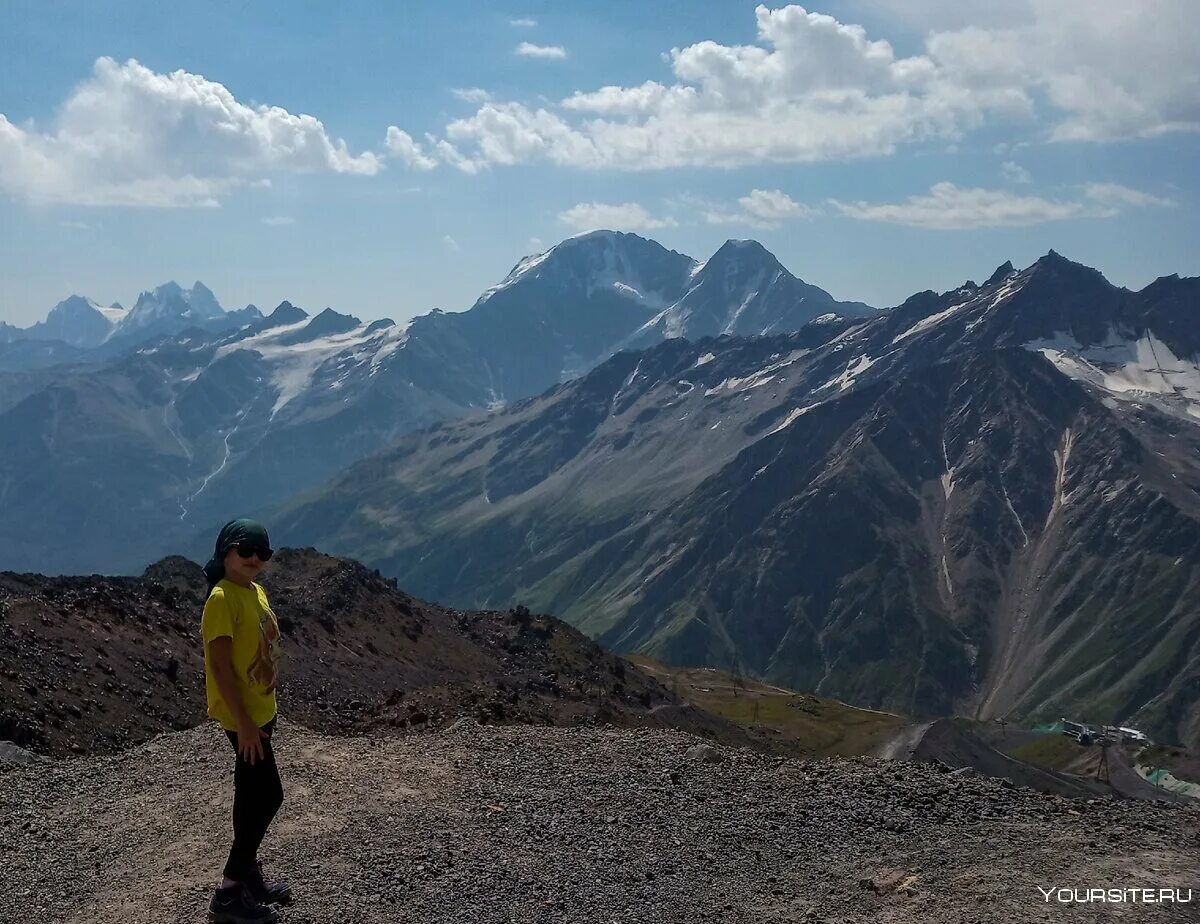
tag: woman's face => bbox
[223,546,268,584]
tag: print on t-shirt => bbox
[247,604,281,693]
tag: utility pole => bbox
[1096,736,1112,783]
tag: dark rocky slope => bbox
[0,549,753,757]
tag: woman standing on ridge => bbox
[201,518,291,924]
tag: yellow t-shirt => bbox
[201,579,282,730]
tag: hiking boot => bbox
[208,883,280,924]
[246,859,292,905]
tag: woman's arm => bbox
[208,636,266,765]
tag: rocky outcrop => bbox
[0,550,754,757]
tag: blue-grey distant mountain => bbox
[0,232,870,574]
[0,281,263,370]
[108,281,253,346]
[0,295,126,351]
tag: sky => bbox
[1,0,1197,327]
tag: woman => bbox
[201,518,291,924]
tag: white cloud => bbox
[451,87,493,104]
[384,127,438,170]
[515,42,568,60]
[442,235,460,251]
[926,1,1200,142]
[1082,182,1176,208]
[704,189,814,228]
[420,2,1198,173]
[262,215,295,226]
[0,57,380,207]
[558,202,677,232]
[1000,161,1031,183]
[433,6,1020,171]
[510,17,537,27]
[739,188,813,222]
[829,180,1173,229]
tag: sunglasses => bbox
[235,544,273,562]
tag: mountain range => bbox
[0,232,870,573]
[2,233,1197,748]
[269,250,1200,749]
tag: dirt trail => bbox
[3,719,1197,924]
[876,721,935,759]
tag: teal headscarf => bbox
[203,518,272,590]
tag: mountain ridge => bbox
[0,232,874,574]
[266,251,1200,749]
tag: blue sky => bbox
[1,1,1197,326]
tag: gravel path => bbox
[2,718,1197,924]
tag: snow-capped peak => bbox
[473,230,697,308]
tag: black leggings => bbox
[222,718,283,882]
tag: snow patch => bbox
[892,300,971,344]
[1029,329,1200,422]
[693,352,716,368]
[823,353,876,391]
[721,288,759,336]
[1045,427,1075,529]
[704,349,808,396]
[215,320,396,416]
[766,404,814,436]
[476,248,555,303]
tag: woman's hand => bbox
[236,720,267,765]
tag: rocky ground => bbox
[0,551,757,757]
[3,718,1197,924]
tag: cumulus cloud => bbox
[1000,161,1031,183]
[384,127,438,170]
[515,43,567,60]
[704,189,814,228]
[412,2,1197,173]
[926,1,1200,142]
[0,57,380,207]
[829,181,1173,229]
[558,202,677,232]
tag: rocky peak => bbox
[1023,250,1113,289]
[46,295,102,320]
[985,261,1015,286]
[125,281,225,327]
[693,240,790,292]
[274,307,362,346]
[475,230,697,308]
[306,307,361,335]
[267,301,309,324]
